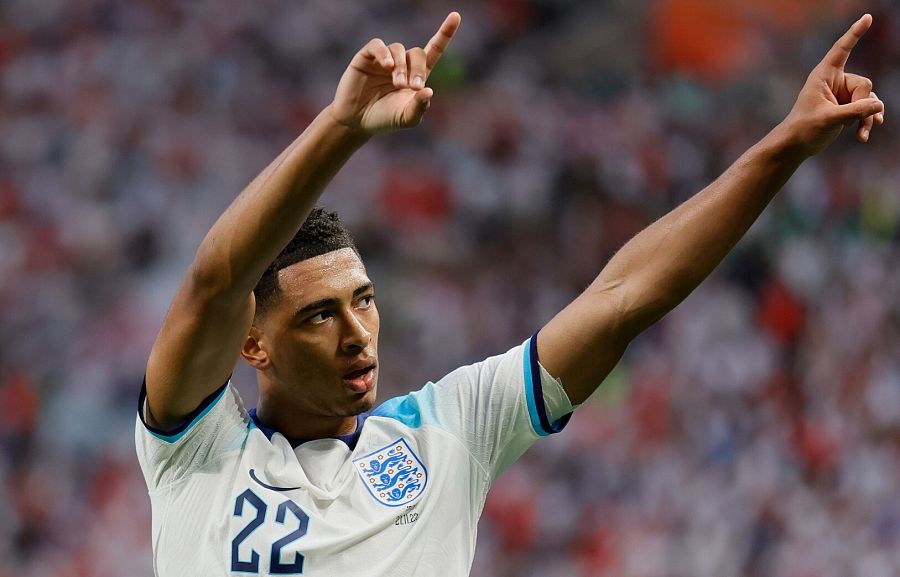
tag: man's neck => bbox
[255,398,360,442]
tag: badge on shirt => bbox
[354,438,427,507]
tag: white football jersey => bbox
[135,336,574,577]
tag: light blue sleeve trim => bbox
[523,336,549,437]
[523,334,572,436]
[145,385,229,444]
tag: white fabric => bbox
[135,338,574,577]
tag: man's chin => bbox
[357,389,377,412]
[344,387,376,415]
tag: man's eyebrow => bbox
[353,282,375,297]
[293,298,339,318]
[293,283,374,318]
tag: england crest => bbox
[354,438,428,507]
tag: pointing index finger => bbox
[823,14,872,69]
[425,11,462,70]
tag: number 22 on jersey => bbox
[231,489,309,574]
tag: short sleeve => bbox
[134,380,251,491]
[372,333,575,483]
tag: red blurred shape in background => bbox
[650,0,863,81]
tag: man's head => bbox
[241,208,379,434]
[253,207,360,316]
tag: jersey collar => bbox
[248,408,369,450]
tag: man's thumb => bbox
[403,87,434,125]
[830,97,884,123]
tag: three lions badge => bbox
[354,438,427,506]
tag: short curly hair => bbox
[253,207,358,315]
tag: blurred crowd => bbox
[1,0,898,575]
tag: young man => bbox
[136,11,884,577]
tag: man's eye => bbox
[308,312,330,324]
[358,296,375,308]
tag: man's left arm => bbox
[538,15,886,405]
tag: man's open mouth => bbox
[343,363,377,393]
[344,365,375,380]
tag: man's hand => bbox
[329,12,461,134]
[782,14,886,156]
[538,14,888,406]
[145,16,463,430]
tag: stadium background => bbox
[1,0,898,575]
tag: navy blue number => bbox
[230,491,310,574]
[231,489,266,573]
[270,500,309,574]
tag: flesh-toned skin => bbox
[538,14,885,404]
[145,12,885,437]
[145,13,461,435]
[243,249,380,440]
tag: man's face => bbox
[252,248,379,418]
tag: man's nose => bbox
[341,311,371,352]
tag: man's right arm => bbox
[144,13,462,430]
[145,112,370,430]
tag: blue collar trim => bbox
[248,408,368,450]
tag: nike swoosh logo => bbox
[249,469,302,492]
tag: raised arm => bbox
[539,15,886,405]
[145,13,461,429]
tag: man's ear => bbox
[241,325,269,369]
